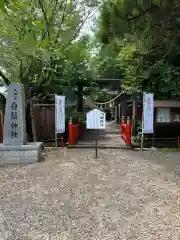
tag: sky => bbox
[80,8,99,37]
[0,86,7,96]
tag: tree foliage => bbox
[0,0,98,99]
[94,0,180,100]
[0,0,100,140]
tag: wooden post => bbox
[78,117,83,138]
[0,111,3,143]
[95,139,98,158]
[152,107,156,147]
[115,105,118,123]
[118,104,121,124]
[140,115,144,152]
[178,136,180,149]
[30,99,37,142]
[120,116,124,136]
[132,100,136,137]
[68,117,74,145]
[111,106,113,121]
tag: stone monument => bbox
[0,83,43,164]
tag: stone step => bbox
[67,144,132,149]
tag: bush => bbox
[69,112,85,123]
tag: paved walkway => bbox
[0,148,180,239]
[75,121,126,148]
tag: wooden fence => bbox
[33,103,78,142]
[33,104,56,141]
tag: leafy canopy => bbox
[0,0,98,93]
[93,0,180,99]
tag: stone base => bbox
[0,142,43,164]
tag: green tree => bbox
[0,0,98,139]
[0,0,98,90]
[95,0,180,100]
[54,35,94,111]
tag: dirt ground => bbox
[1,148,180,239]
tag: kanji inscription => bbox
[3,83,27,145]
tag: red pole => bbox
[122,124,126,142]
[126,117,131,145]
[68,117,74,145]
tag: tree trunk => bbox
[77,84,83,112]
[121,100,128,122]
[0,70,10,85]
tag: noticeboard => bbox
[86,109,106,129]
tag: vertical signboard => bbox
[143,92,154,134]
[86,109,106,129]
[55,95,65,134]
[86,108,106,158]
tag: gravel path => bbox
[0,148,180,239]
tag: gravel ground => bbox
[0,148,180,239]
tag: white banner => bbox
[55,95,65,133]
[143,92,154,134]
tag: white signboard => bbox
[156,108,170,123]
[143,92,154,134]
[86,109,106,129]
[55,95,65,133]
